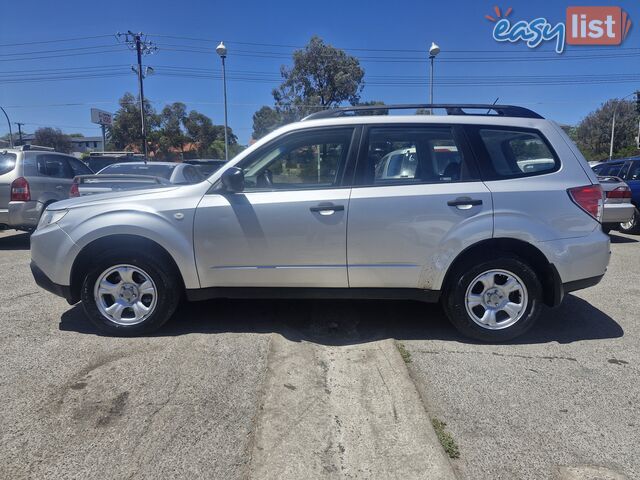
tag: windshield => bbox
[0,153,17,176]
[99,163,177,180]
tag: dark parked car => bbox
[592,157,640,233]
[184,159,227,177]
[84,152,144,173]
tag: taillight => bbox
[606,186,632,199]
[10,177,30,202]
[70,180,80,198]
[568,184,603,222]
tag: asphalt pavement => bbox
[1,229,637,479]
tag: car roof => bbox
[105,161,179,167]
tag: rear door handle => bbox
[310,203,345,215]
[55,185,63,190]
[447,197,483,209]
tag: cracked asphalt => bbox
[1,229,638,479]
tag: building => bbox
[70,136,103,154]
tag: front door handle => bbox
[447,197,483,210]
[310,203,345,215]
[56,185,64,190]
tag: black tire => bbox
[443,255,542,342]
[81,250,180,336]
[619,207,640,234]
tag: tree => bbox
[252,106,283,139]
[356,100,388,116]
[33,127,72,153]
[108,92,159,152]
[250,37,366,140]
[576,99,638,161]
[155,102,188,158]
[183,110,238,158]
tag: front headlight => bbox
[37,209,68,230]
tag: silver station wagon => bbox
[29,104,610,341]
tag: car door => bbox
[33,154,74,202]
[622,160,640,206]
[347,124,493,290]
[194,127,358,288]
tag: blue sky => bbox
[1,0,639,145]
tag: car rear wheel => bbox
[81,251,180,336]
[443,255,542,342]
[619,207,640,234]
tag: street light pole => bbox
[428,42,440,114]
[609,92,635,160]
[216,41,229,162]
[133,34,148,159]
[0,107,13,147]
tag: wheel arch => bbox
[69,234,186,304]
[441,237,562,307]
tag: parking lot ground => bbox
[1,229,637,479]
[0,231,271,480]
[402,232,640,480]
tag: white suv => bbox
[29,104,609,341]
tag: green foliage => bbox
[251,36,366,140]
[431,418,460,459]
[252,106,283,140]
[108,93,240,159]
[356,100,388,116]
[33,127,72,153]
[576,99,638,161]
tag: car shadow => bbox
[59,294,623,346]
[0,232,30,250]
[609,232,638,243]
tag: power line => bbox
[0,34,114,48]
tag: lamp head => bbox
[429,42,440,57]
[216,41,227,58]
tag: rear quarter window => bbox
[0,153,17,175]
[470,127,560,180]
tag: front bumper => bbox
[30,261,76,303]
[602,203,635,224]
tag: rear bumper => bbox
[30,261,76,304]
[8,200,44,229]
[602,203,635,224]
[0,208,8,228]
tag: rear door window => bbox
[626,162,640,181]
[471,127,559,179]
[36,155,73,179]
[0,153,17,175]
[360,126,478,185]
[596,163,625,177]
[67,157,93,176]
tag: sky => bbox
[1,0,639,145]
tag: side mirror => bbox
[220,167,245,193]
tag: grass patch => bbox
[396,341,412,363]
[431,418,460,459]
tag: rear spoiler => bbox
[73,174,169,184]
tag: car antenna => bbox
[486,97,499,114]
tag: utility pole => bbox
[0,107,13,147]
[118,31,157,159]
[15,122,24,146]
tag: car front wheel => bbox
[444,256,542,342]
[81,252,180,336]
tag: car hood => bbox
[49,186,181,210]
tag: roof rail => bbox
[302,103,544,121]
[13,144,55,151]
[88,151,143,157]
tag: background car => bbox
[592,157,640,233]
[184,159,227,177]
[1,145,93,231]
[596,175,634,233]
[83,152,145,172]
[71,161,205,197]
